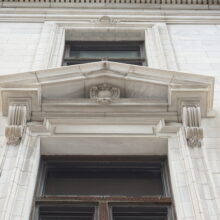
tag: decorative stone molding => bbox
[5,105,27,145]
[0,62,214,120]
[91,16,119,24]
[1,88,41,120]
[1,0,220,9]
[182,106,203,147]
[90,83,120,104]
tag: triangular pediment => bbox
[0,61,214,121]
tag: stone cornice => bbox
[0,61,214,86]
[0,8,220,23]
[0,61,214,121]
[1,0,220,11]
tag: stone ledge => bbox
[1,0,220,9]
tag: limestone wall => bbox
[168,24,220,220]
[0,16,220,220]
[0,23,42,75]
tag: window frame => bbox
[34,202,98,220]
[31,156,175,220]
[62,41,147,66]
[109,203,174,220]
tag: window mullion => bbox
[98,202,109,220]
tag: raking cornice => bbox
[0,61,214,121]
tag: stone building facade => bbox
[0,1,220,220]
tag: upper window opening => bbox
[44,160,164,196]
[63,41,146,66]
[33,156,174,220]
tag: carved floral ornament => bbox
[90,83,120,104]
[182,105,203,147]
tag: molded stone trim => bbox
[182,106,203,147]
[33,22,175,70]
[0,61,214,121]
[5,105,27,145]
[0,9,220,24]
[1,0,220,10]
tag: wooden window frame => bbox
[62,41,147,66]
[31,156,176,220]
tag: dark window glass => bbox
[70,49,140,58]
[63,41,146,66]
[39,205,96,220]
[33,157,174,220]
[44,161,164,196]
[112,206,168,220]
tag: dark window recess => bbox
[32,156,174,220]
[111,205,169,220]
[44,162,163,196]
[63,41,146,66]
[39,205,96,220]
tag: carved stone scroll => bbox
[90,83,120,104]
[182,106,203,147]
[5,105,27,145]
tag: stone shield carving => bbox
[90,83,120,104]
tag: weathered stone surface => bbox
[5,105,27,145]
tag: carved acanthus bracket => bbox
[5,105,27,145]
[182,106,203,147]
[90,83,120,104]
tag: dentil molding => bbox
[1,0,220,10]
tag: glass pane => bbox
[113,216,166,220]
[44,162,164,196]
[113,217,166,220]
[66,60,143,66]
[39,206,95,220]
[112,206,168,220]
[41,217,93,220]
[70,50,140,59]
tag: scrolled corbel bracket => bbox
[182,105,203,147]
[5,105,28,145]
